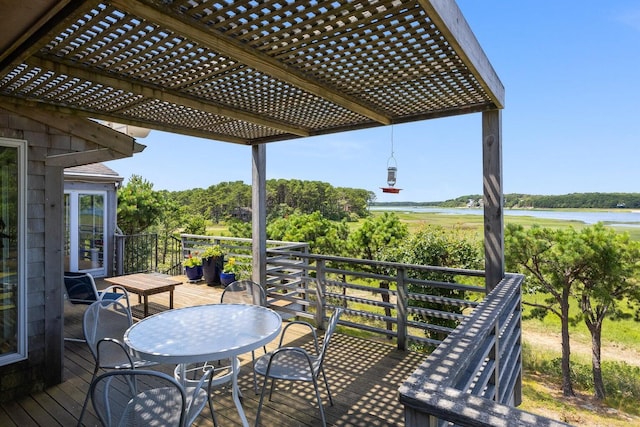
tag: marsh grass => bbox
[371,209,640,239]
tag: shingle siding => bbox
[0,108,103,402]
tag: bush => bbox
[602,361,640,412]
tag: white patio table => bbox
[124,303,282,426]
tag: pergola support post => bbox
[482,109,504,291]
[252,144,267,286]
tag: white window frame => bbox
[0,137,27,366]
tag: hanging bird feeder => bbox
[381,127,401,194]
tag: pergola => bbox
[0,0,505,287]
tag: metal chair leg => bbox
[254,376,272,427]
[320,367,333,406]
[77,367,99,427]
[312,375,327,427]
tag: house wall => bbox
[0,108,102,401]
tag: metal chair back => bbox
[90,369,189,427]
[64,272,121,304]
[83,299,133,367]
[220,280,266,306]
[78,299,158,426]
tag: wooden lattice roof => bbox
[0,0,504,145]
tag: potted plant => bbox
[183,253,202,281]
[220,257,241,286]
[201,244,224,286]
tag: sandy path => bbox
[522,328,640,367]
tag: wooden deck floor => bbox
[0,277,426,426]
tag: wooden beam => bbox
[0,0,73,65]
[45,148,131,167]
[111,0,391,125]
[0,0,99,75]
[0,98,136,156]
[27,56,310,138]
[43,162,63,386]
[0,95,251,145]
[419,0,505,109]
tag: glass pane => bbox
[78,194,104,270]
[0,146,19,356]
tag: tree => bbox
[182,214,207,235]
[346,213,409,336]
[505,224,579,396]
[571,224,640,400]
[154,192,183,266]
[505,223,640,399]
[347,212,408,262]
[117,175,165,235]
[267,211,350,255]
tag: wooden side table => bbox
[104,273,182,317]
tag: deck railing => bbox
[114,233,182,275]
[177,235,567,426]
[265,246,488,351]
[180,234,309,278]
[399,273,569,426]
[114,232,158,275]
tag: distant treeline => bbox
[167,179,374,222]
[373,192,640,209]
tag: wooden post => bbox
[115,235,124,276]
[44,164,63,386]
[482,109,504,291]
[252,144,267,286]
[315,259,327,329]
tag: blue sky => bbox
[105,1,640,203]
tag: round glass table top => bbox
[124,303,282,364]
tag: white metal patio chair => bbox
[77,299,157,427]
[90,369,211,427]
[253,308,344,427]
[220,280,267,306]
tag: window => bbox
[0,138,27,365]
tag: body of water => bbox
[370,206,640,228]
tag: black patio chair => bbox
[63,272,129,343]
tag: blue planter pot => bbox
[220,272,236,286]
[185,265,203,281]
